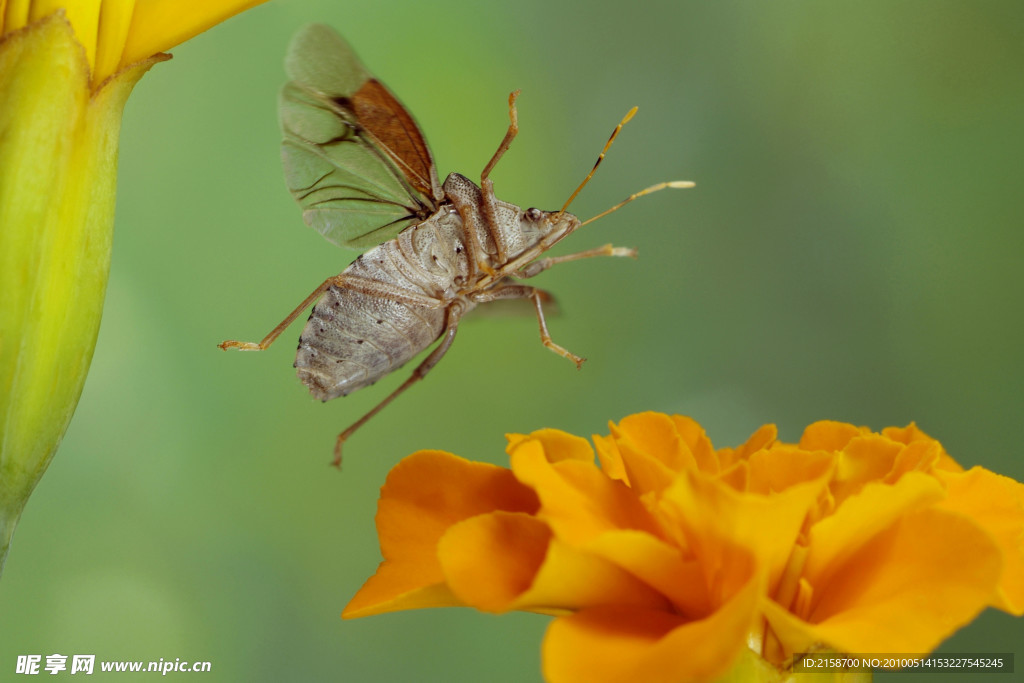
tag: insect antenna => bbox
[579,180,695,228]
[554,106,638,220]
[555,107,695,225]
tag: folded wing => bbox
[280,24,442,249]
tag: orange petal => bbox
[605,413,689,495]
[342,565,462,619]
[765,507,1002,655]
[609,434,676,495]
[437,511,549,613]
[888,423,966,473]
[886,439,943,482]
[583,529,715,619]
[609,431,677,496]
[660,466,830,602]
[617,412,694,471]
[510,438,662,546]
[883,423,964,473]
[438,511,669,614]
[718,423,778,471]
[542,576,761,683]
[881,421,933,445]
[119,0,265,68]
[746,443,834,496]
[936,466,1024,614]
[343,450,537,618]
[593,432,629,484]
[799,420,865,452]
[669,414,718,473]
[804,472,946,591]
[718,459,750,491]
[506,428,594,463]
[830,434,904,502]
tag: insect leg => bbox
[478,91,522,266]
[331,304,464,468]
[450,198,496,278]
[446,91,523,279]
[516,243,637,279]
[481,90,521,181]
[218,276,342,351]
[470,285,585,369]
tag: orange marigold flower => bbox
[344,413,1024,682]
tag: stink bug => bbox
[219,25,693,465]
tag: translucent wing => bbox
[280,24,443,249]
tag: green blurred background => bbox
[2,0,1022,680]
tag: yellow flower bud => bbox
[0,0,264,573]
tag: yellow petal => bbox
[3,0,30,33]
[27,2,99,72]
[936,466,1024,614]
[119,0,264,68]
[438,511,669,614]
[542,576,761,683]
[93,0,136,86]
[765,508,1002,655]
[342,450,537,618]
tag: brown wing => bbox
[281,24,443,248]
[349,79,442,203]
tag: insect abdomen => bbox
[295,283,444,401]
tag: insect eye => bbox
[525,207,544,222]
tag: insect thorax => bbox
[441,172,577,267]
